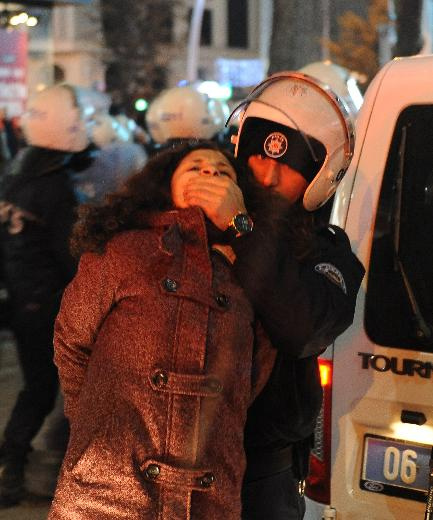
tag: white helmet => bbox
[90,113,120,148]
[299,61,363,119]
[146,85,224,144]
[229,72,355,211]
[210,98,230,130]
[115,114,140,143]
[21,84,93,152]
[77,87,111,117]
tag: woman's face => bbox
[171,149,238,208]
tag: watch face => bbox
[234,213,253,234]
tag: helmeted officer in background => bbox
[145,84,231,154]
[182,72,365,519]
[0,84,94,506]
[298,60,364,118]
[71,112,147,204]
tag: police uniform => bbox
[232,218,365,519]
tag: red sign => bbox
[0,29,28,117]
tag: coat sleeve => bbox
[45,178,78,284]
[54,249,116,421]
[231,223,365,359]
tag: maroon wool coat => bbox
[48,207,275,520]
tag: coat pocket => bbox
[68,433,117,485]
[63,418,104,473]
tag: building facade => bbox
[169,0,272,90]
[4,0,433,114]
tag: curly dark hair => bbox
[71,141,246,255]
[70,139,316,259]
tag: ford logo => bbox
[363,481,384,492]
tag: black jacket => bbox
[0,146,78,312]
[232,220,365,479]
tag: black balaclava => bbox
[237,117,326,183]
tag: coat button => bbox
[198,472,216,488]
[215,293,230,309]
[145,464,161,480]
[205,378,222,393]
[152,370,168,387]
[163,278,178,292]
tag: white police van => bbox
[305,54,433,519]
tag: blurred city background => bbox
[0,0,430,127]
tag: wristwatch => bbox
[225,212,254,240]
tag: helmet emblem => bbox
[264,132,288,159]
[288,84,308,97]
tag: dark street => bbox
[0,328,65,520]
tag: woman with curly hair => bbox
[48,141,276,520]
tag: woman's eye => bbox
[188,166,200,171]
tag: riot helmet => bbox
[229,72,355,210]
[299,61,364,119]
[90,113,120,148]
[146,85,225,144]
[21,84,94,152]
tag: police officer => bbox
[71,112,147,204]
[0,84,94,506]
[182,72,365,519]
[145,84,230,154]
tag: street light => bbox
[321,0,330,60]
[0,10,38,28]
[196,81,232,100]
[186,0,206,83]
[10,12,29,25]
[27,16,38,26]
[134,98,149,112]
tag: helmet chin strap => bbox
[227,98,321,164]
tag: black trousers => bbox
[2,303,59,457]
[241,466,306,520]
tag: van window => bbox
[365,105,433,351]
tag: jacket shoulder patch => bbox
[314,263,347,294]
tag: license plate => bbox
[360,434,431,502]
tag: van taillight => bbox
[305,358,332,504]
